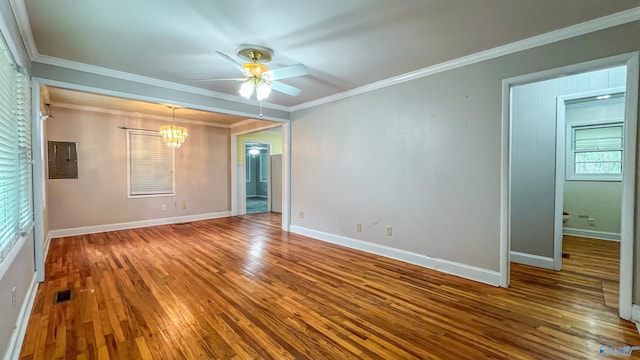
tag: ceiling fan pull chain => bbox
[259,100,263,118]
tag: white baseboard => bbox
[3,272,37,360]
[43,232,52,260]
[289,225,500,287]
[510,251,555,270]
[563,227,620,241]
[631,304,640,322]
[631,305,640,336]
[48,211,230,238]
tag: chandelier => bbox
[160,106,188,148]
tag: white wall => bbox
[290,21,640,284]
[511,66,625,259]
[563,95,625,236]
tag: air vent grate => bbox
[54,289,72,304]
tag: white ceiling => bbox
[17,0,640,108]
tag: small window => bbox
[127,130,175,197]
[567,123,623,181]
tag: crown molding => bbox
[52,102,250,128]
[290,7,640,112]
[11,0,640,115]
[9,0,37,60]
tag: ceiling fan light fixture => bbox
[239,81,254,99]
[243,62,268,77]
[256,82,272,101]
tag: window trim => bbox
[126,129,176,199]
[566,119,624,181]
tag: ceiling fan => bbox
[204,45,308,101]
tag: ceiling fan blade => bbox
[194,78,245,82]
[265,64,308,80]
[270,81,301,97]
[215,51,249,75]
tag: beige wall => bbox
[290,21,640,276]
[45,107,230,230]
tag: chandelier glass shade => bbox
[239,77,272,101]
[160,107,188,148]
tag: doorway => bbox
[500,53,639,320]
[245,141,270,214]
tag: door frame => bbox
[500,52,639,320]
[230,123,291,230]
[243,140,272,213]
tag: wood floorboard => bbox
[19,214,640,359]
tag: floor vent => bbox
[54,289,72,304]
[562,252,570,259]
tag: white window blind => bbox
[568,123,623,180]
[17,72,32,233]
[128,130,175,197]
[0,39,20,262]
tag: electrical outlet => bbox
[356,223,362,232]
[11,286,16,309]
[299,211,304,219]
[182,201,187,210]
[386,226,392,236]
[161,204,167,212]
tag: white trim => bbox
[554,97,566,271]
[32,77,289,123]
[3,272,37,360]
[562,227,621,241]
[44,231,52,260]
[281,122,291,231]
[8,0,36,60]
[510,251,555,270]
[290,8,640,112]
[31,81,45,282]
[619,54,639,320]
[631,304,640,323]
[230,122,284,135]
[499,80,511,287]
[9,2,639,114]
[32,54,290,112]
[48,211,230,238]
[290,225,501,286]
[230,138,238,216]
[53,102,236,129]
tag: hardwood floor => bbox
[20,215,640,359]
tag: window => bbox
[127,130,175,197]
[567,123,623,181]
[0,37,33,265]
